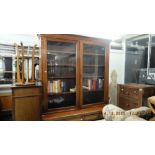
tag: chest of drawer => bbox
[118,83,155,110]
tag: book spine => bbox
[50,82,52,93]
[61,81,66,92]
[88,79,91,91]
[63,81,67,92]
[52,81,55,93]
[55,80,61,93]
[93,79,97,91]
[97,79,99,90]
[48,81,50,93]
[98,79,103,89]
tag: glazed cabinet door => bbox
[43,38,79,111]
[80,41,107,106]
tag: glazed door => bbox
[45,39,79,110]
[80,42,106,106]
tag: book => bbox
[88,79,92,91]
[61,81,67,92]
[52,80,61,93]
[93,79,97,91]
[50,82,52,93]
[98,79,103,89]
[48,81,50,93]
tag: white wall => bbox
[109,49,125,84]
[0,34,40,46]
[109,48,125,105]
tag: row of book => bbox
[48,80,65,93]
[48,79,103,93]
[48,80,76,93]
[87,79,103,91]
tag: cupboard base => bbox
[42,105,104,121]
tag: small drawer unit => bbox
[117,83,155,110]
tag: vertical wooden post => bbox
[15,43,22,84]
[31,45,37,83]
[21,43,25,84]
[26,46,30,83]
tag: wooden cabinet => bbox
[12,85,42,121]
[117,83,155,110]
[41,35,110,120]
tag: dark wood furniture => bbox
[41,34,110,120]
[12,85,42,121]
[117,83,155,110]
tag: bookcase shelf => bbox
[48,76,76,79]
[84,65,104,67]
[48,64,76,67]
[47,51,75,55]
[83,89,103,93]
[83,76,104,78]
[84,53,105,56]
[48,92,76,96]
[41,34,110,120]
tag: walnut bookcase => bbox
[41,34,110,121]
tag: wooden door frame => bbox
[79,40,110,107]
[41,36,80,112]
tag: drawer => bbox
[66,117,84,121]
[128,89,139,99]
[119,97,139,110]
[119,86,140,99]
[84,113,103,121]
[12,87,42,97]
[49,113,102,121]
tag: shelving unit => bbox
[41,34,110,121]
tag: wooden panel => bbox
[57,115,84,121]
[104,46,109,104]
[40,34,111,46]
[84,113,102,121]
[13,96,41,121]
[65,117,83,121]
[12,87,41,97]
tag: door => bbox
[44,38,79,111]
[80,41,106,106]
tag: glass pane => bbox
[83,44,105,105]
[47,41,76,109]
